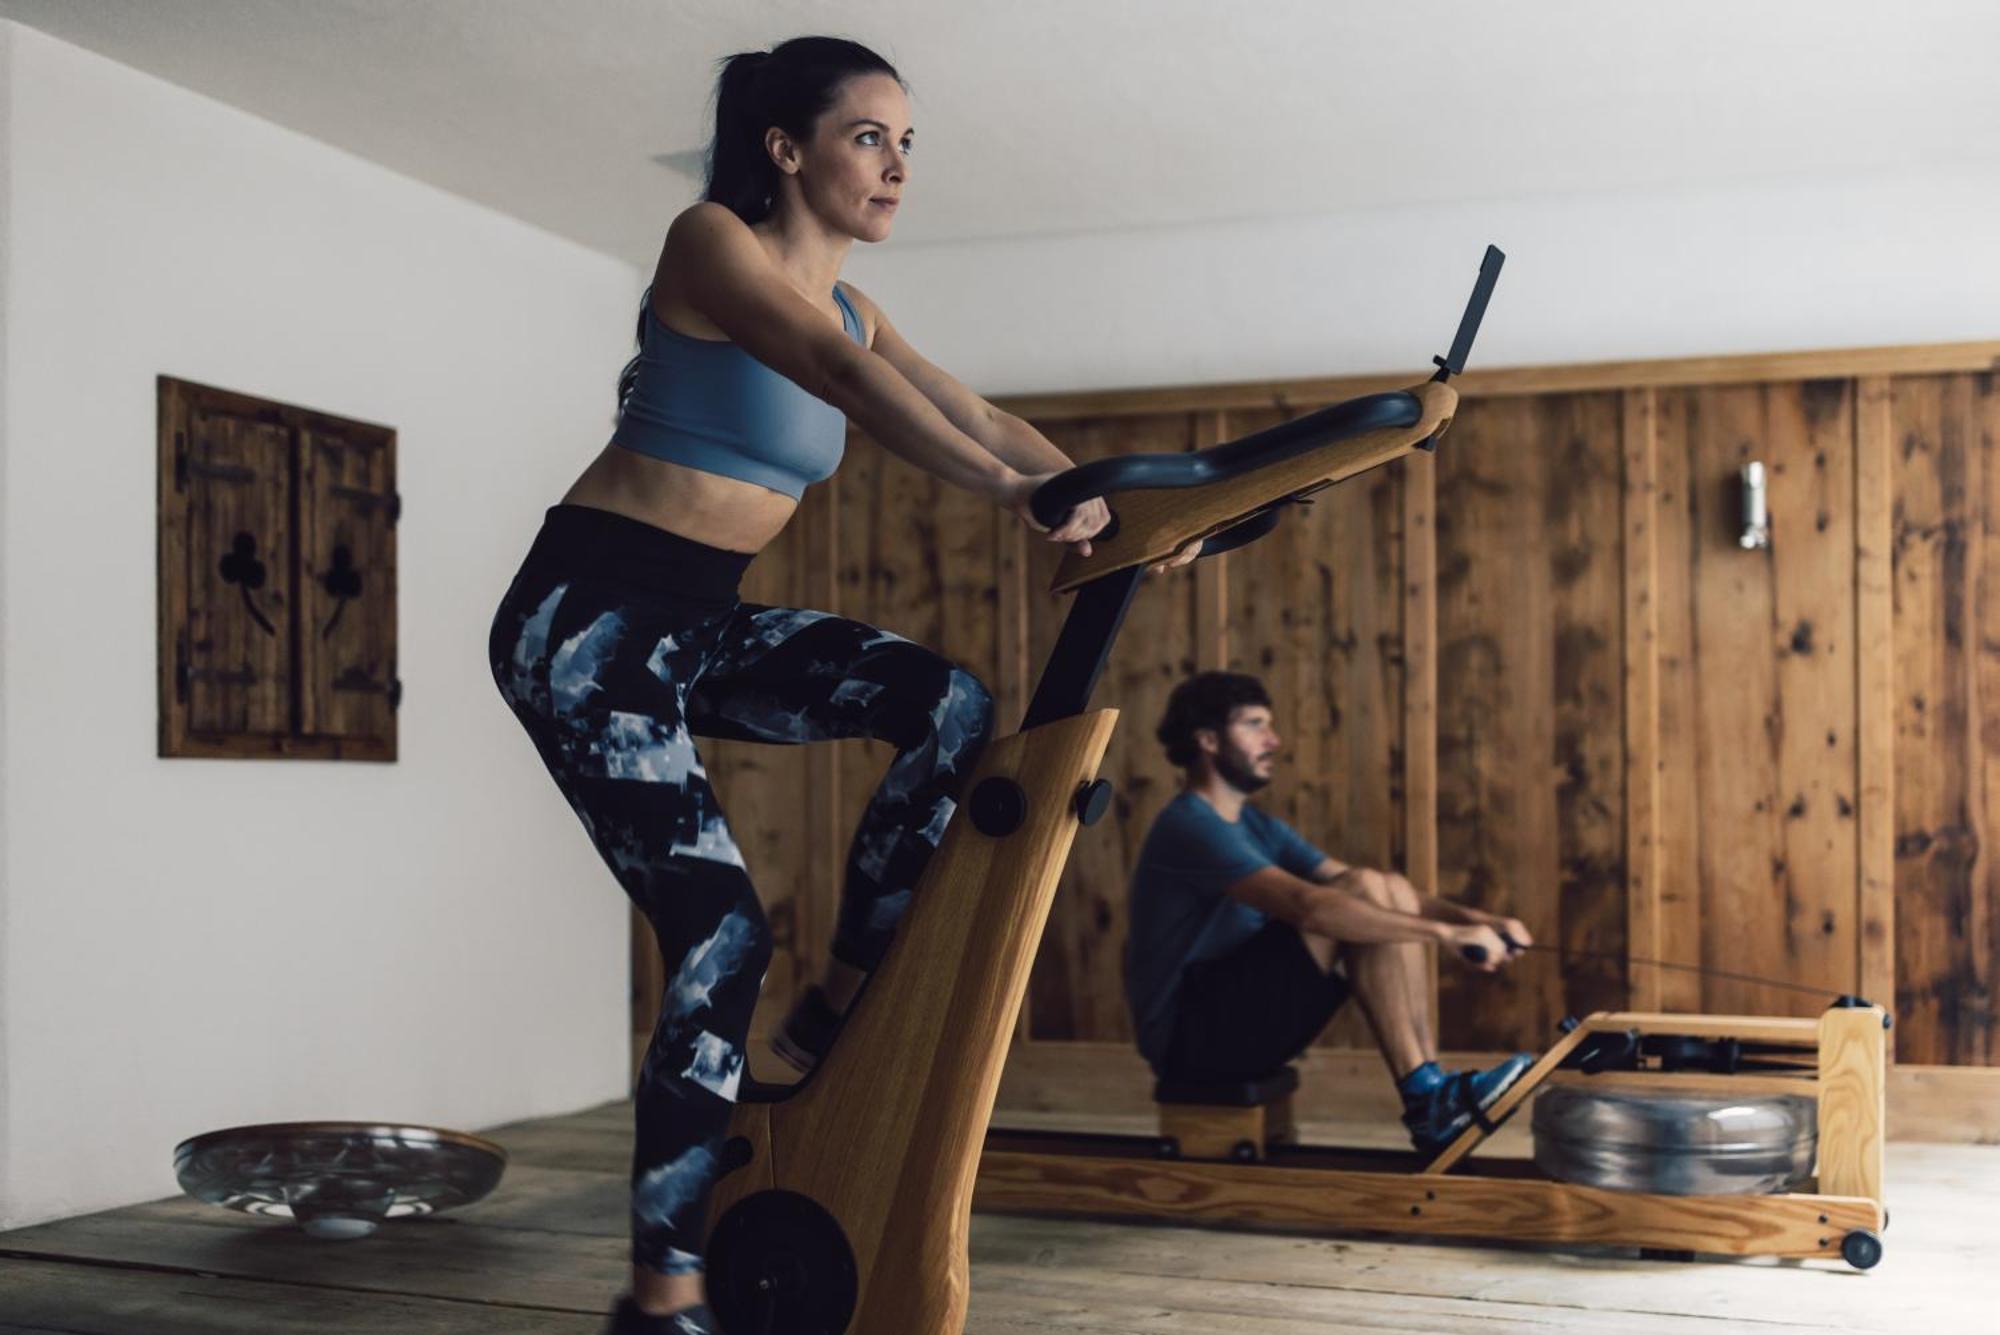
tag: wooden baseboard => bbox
[1885,1062,2000,1145]
[994,1039,2000,1146]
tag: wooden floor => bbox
[0,1100,1982,1332]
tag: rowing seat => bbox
[1153,1067,1299,1161]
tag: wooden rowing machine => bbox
[977,999,1891,1271]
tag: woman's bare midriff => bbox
[561,445,799,554]
[559,270,857,553]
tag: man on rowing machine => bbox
[1125,670,1536,1155]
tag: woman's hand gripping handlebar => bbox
[1002,476,1113,559]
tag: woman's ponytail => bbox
[705,52,779,224]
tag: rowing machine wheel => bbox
[1841,1228,1884,1271]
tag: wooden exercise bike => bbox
[698,249,1505,1334]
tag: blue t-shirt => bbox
[1123,792,1328,1069]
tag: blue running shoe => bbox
[1402,1052,1535,1155]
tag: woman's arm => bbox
[851,287,1069,473]
[667,205,1008,493]
[849,282,1196,565]
[666,206,1102,545]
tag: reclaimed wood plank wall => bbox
[635,344,2000,1071]
[1430,390,1629,1049]
[1887,371,2000,1064]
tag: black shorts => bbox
[1160,919,1351,1082]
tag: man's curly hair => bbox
[1156,672,1272,768]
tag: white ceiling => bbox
[5,0,1998,269]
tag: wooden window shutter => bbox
[158,377,398,760]
[299,422,398,758]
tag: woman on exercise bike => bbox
[486,36,1132,1334]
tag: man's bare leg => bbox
[1301,870,1533,1152]
[1380,871,1438,1062]
[1300,868,1436,1081]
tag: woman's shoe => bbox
[604,1295,716,1333]
[770,984,845,1074]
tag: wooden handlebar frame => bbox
[1050,379,1459,593]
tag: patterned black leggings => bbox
[487,508,993,1274]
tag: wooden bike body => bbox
[697,382,1457,1332]
[695,235,1503,1331]
[702,712,1117,1332]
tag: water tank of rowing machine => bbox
[1531,1086,1816,1195]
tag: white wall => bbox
[844,164,2000,397]
[0,20,16,1232]
[0,22,643,1229]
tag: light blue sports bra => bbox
[611,286,866,500]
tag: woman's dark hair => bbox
[1156,672,1273,768]
[706,36,904,225]
[617,37,903,411]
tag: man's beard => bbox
[1214,749,1271,794]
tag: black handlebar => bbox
[1027,390,1424,530]
[1196,507,1283,558]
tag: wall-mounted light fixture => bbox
[1739,461,1770,550]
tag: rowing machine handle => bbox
[1459,933,1525,965]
